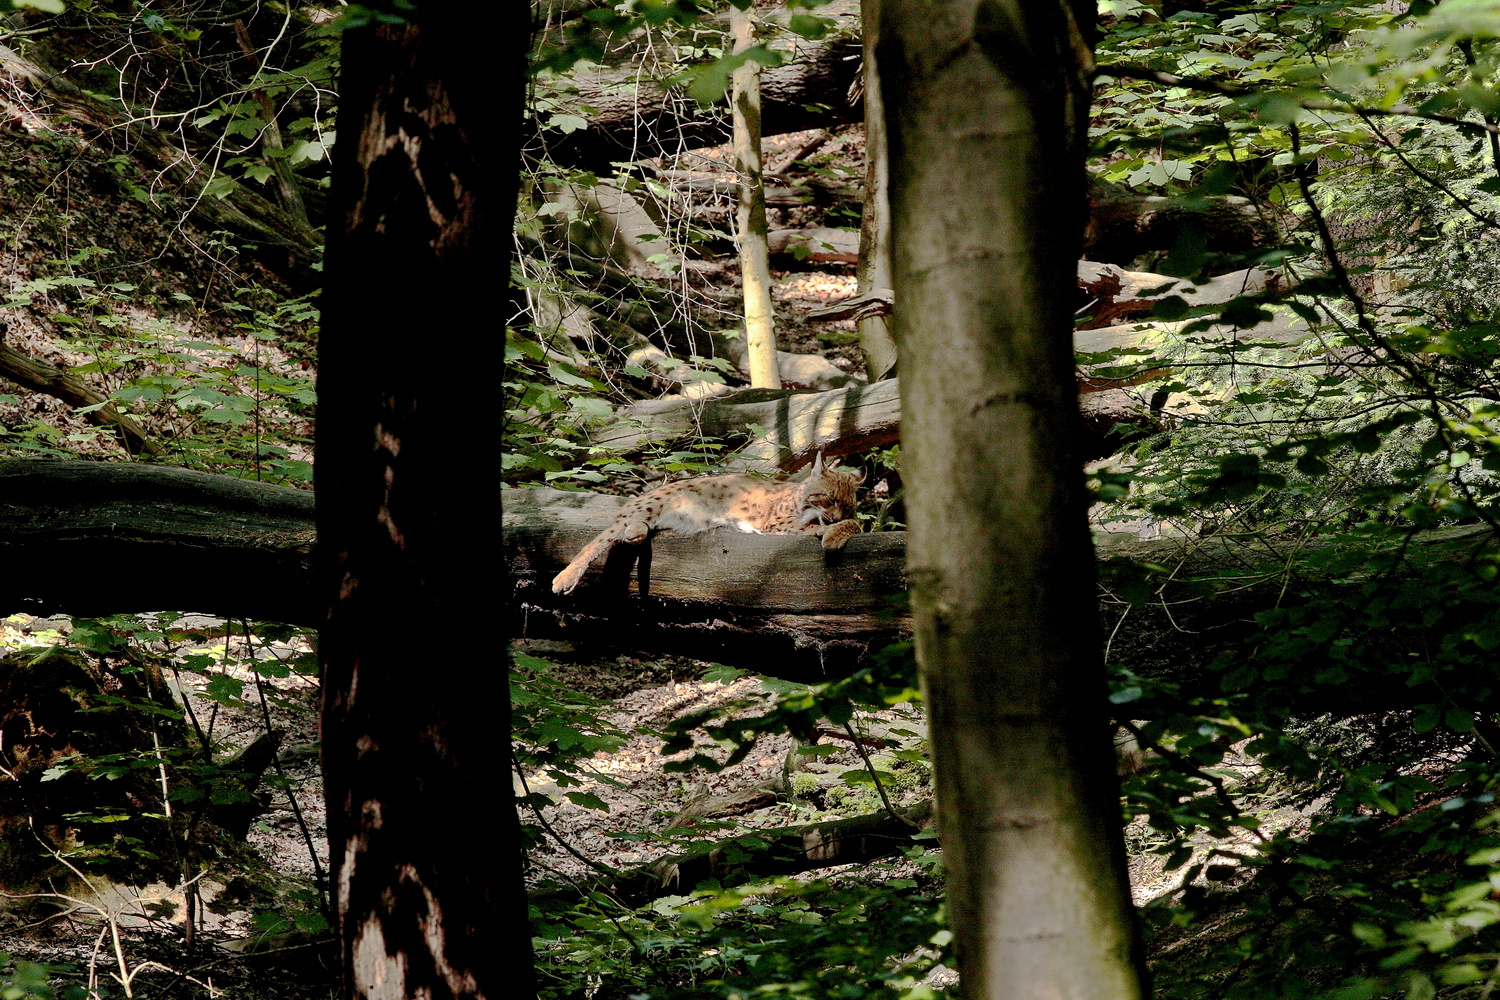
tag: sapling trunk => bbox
[731,5,781,390]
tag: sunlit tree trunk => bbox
[317,7,533,998]
[731,5,781,389]
[856,0,898,381]
[879,2,1149,998]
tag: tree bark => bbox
[732,8,782,391]
[318,9,532,999]
[880,2,1149,997]
[856,0,899,381]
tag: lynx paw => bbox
[820,519,861,551]
[552,565,585,594]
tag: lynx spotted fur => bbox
[551,453,864,595]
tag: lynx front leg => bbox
[819,519,862,550]
[551,555,597,595]
[551,520,655,595]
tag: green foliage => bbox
[511,652,639,810]
[533,877,948,1000]
[0,611,324,941]
[660,646,920,776]
[0,954,85,1000]
[1075,5,1500,997]
[0,252,316,481]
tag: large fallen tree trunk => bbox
[3,462,1493,685]
[504,486,911,679]
[0,460,317,624]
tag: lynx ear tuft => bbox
[809,451,825,476]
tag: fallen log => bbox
[534,2,863,172]
[0,460,317,625]
[586,380,901,473]
[2,463,1491,692]
[503,485,911,679]
[0,340,163,458]
[584,373,1163,473]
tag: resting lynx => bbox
[551,453,864,595]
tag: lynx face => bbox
[800,470,862,527]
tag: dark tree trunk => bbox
[317,8,532,999]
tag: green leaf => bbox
[564,791,609,811]
[1151,295,1189,320]
[544,113,589,134]
[684,45,787,104]
[788,13,832,38]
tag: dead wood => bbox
[530,799,935,908]
[532,2,864,172]
[768,226,860,263]
[584,375,1159,473]
[584,379,901,473]
[665,782,784,829]
[0,338,163,457]
[0,460,316,625]
[648,169,862,209]
[504,485,911,679]
[0,462,1490,685]
[1084,178,1278,266]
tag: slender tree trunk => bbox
[879,3,1149,999]
[317,8,532,998]
[731,6,782,390]
[856,0,898,381]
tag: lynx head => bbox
[799,451,865,526]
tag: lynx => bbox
[551,453,865,595]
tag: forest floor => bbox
[0,618,1313,1000]
[0,614,334,1000]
